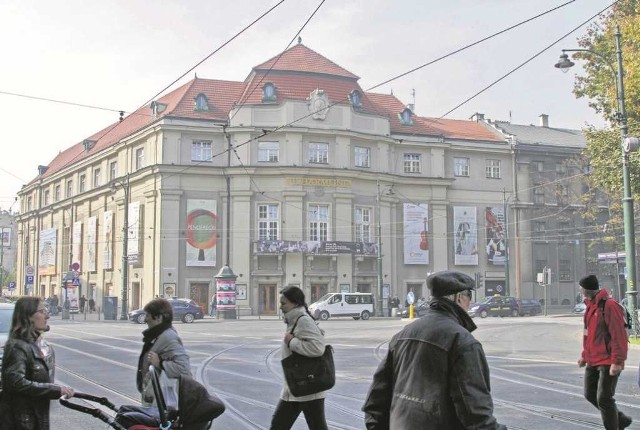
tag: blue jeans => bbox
[584,365,629,430]
[269,399,327,430]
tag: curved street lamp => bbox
[555,25,640,332]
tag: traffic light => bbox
[475,272,484,289]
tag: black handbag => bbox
[281,316,335,397]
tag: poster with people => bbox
[453,206,478,265]
[403,203,429,265]
[485,206,506,266]
[87,216,97,272]
[216,279,236,310]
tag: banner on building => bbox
[72,221,83,271]
[453,206,478,266]
[38,228,57,276]
[485,206,506,266]
[255,240,377,255]
[403,203,429,265]
[1,229,10,247]
[103,211,113,270]
[87,216,97,272]
[127,201,141,263]
[186,199,217,267]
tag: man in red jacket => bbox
[577,274,632,430]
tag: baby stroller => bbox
[60,366,225,430]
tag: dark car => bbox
[129,298,204,324]
[468,296,520,318]
[517,298,542,316]
[400,300,429,318]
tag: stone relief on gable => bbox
[307,88,329,120]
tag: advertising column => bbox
[215,265,237,319]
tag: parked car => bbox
[517,298,542,316]
[468,296,520,318]
[573,302,586,313]
[400,300,429,318]
[129,298,204,324]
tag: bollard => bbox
[409,304,414,319]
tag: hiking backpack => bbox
[598,297,632,334]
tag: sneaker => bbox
[619,414,632,429]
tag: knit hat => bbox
[579,274,599,291]
[427,271,475,297]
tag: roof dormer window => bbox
[194,93,209,112]
[349,90,362,109]
[150,101,167,117]
[262,83,276,102]
[399,108,413,125]
[83,139,97,151]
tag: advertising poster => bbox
[163,283,176,298]
[65,282,79,312]
[103,211,113,270]
[402,203,429,265]
[72,221,83,271]
[453,206,478,266]
[87,216,97,272]
[186,199,217,267]
[216,279,236,310]
[1,229,10,247]
[38,228,57,276]
[485,206,506,266]
[127,201,140,263]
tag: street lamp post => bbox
[112,174,130,320]
[502,190,510,297]
[376,180,384,317]
[1,198,18,295]
[556,25,640,332]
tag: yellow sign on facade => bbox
[286,177,352,188]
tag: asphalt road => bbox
[45,314,640,429]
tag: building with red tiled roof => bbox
[16,41,523,315]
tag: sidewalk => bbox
[48,310,284,323]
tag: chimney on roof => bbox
[37,165,48,175]
[407,104,414,113]
[539,114,549,128]
[470,113,485,122]
[298,36,302,44]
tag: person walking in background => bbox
[577,275,632,429]
[79,295,86,313]
[210,295,217,317]
[0,297,75,429]
[270,286,328,430]
[363,271,507,429]
[136,298,191,406]
[88,297,95,313]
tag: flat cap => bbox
[579,274,599,291]
[428,271,475,297]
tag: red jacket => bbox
[581,289,628,367]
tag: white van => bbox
[309,292,374,321]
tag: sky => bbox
[0,0,617,210]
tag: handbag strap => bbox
[289,315,305,334]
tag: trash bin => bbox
[103,297,118,320]
[62,309,70,320]
[391,308,398,318]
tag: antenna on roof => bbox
[297,36,302,44]
[195,72,198,79]
[390,88,394,96]
[408,88,416,112]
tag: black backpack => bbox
[598,297,632,334]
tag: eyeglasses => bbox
[35,308,48,315]
[459,290,473,299]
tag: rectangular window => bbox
[66,180,73,198]
[192,140,212,162]
[355,207,372,242]
[54,185,61,202]
[258,142,279,162]
[535,259,547,276]
[454,157,469,177]
[403,153,421,173]
[559,259,572,281]
[79,174,86,193]
[531,161,544,172]
[533,184,544,204]
[27,196,32,211]
[135,147,145,170]
[533,222,546,240]
[355,147,370,168]
[308,143,329,164]
[110,161,118,181]
[93,168,101,188]
[556,184,569,203]
[258,204,279,240]
[309,204,329,241]
[43,190,50,206]
[559,222,570,239]
[556,162,567,174]
[486,159,501,178]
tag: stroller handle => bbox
[60,393,127,430]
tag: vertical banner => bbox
[216,279,236,310]
[38,228,57,276]
[87,216,97,272]
[403,203,429,265]
[485,206,506,266]
[186,199,217,267]
[72,221,83,271]
[453,206,478,265]
[127,201,140,264]
[103,211,113,270]
[1,229,10,247]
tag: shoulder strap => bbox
[290,315,305,333]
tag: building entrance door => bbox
[131,282,140,311]
[260,284,277,315]
[310,284,327,303]
[190,282,210,310]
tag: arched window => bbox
[194,93,209,112]
[262,83,276,102]
[399,108,413,125]
[349,90,362,109]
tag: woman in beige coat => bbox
[270,286,328,430]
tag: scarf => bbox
[136,321,173,391]
[429,297,477,333]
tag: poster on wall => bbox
[163,283,176,298]
[216,279,236,310]
[87,216,97,272]
[485,206,506,266]
[64,283,79,312]
[127,201,140,264]
[103,211,113,270]
[403,203,429,265]
[38,228,57,276]
[186,199,217,267]
[453,206,478,265]
[72,221,83,271]
[1,229,11,247]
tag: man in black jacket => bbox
[362,271,507,429]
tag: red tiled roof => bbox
[253,43,359,79]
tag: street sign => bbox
[406,291,415,305]
[26,265,34,276]
[8,281,15,290]
[72,262,80,271]
[73,271,80,279]
[26,275,34,285]
[72,278,80,286]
